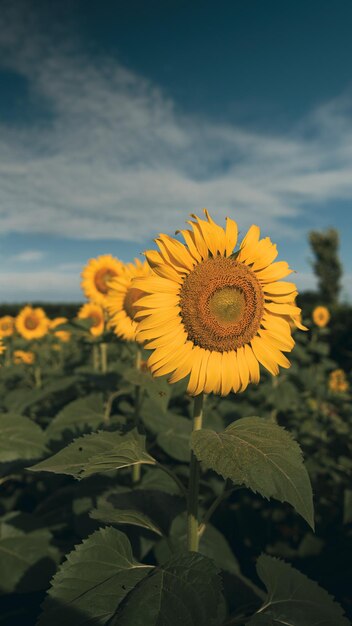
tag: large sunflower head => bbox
[15,306,49,340]
[50,317,71,343]
[81,255,124,307]
[77,302,105,337]
[312,305,330,328]
[0,316,15,338]
[106,259,151,342]
[134,210,304,396]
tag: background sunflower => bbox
[15,306,49,340]
[0,315,14,337]
[106,258,150,341]
[77,302,105,337]
[313,305,330,327]
[81,254,124,307]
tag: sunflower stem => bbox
[132,347,142,484]
[100,342,108,373]
[187,392,204,552]
[34,365,42,388]
[92,344,100,371]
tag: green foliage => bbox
[45,393,106,443]
[1,295,351,623]
[0,413,47,462]
[0,512,59,594]
[91,487,184,536]
[191,416,314,528]
[111,552,223,626]
[30,429,156,478]
[37,527,153,625]
[247,554,350,625]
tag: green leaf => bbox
[0,517,59,594]
[37,527,152,626]
[0,413,48,463]
[4,376,77,414]
[111,552,223,626]
[155,513,240,575]
[140,467,181,495]
[46,393,105,443]
[191,416,314,529]
[91,503,162,535]
[247,554,350,626]
[91,488,184,536]
[30,429,156,479]
[142,398,192,462]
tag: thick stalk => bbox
[92,344,100,371]
[34,365,42,388]
[132,347,142,484]
[187,392,204,551]
[100,342,108,373]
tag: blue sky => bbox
[0,0,352,302]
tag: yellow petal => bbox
[225,217,238,256]
[188,220,210,260]
[262,281,297,295]
[251,336,279,376]
[193,349,211,396]
[177,228,202,262]
[204,351,222,394]
[264,302,301,316]
[236,346,249,392]
[220,351,234,396]
[244,344,260,384]
[255,262,293,283]
[237,225,260,262]
[187,347,204,395]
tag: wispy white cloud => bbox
[0,271,81,302]
[0,3,352,247]
[10,250,45,263]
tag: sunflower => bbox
[312,306,330,328]
[106,259,151,341]
[134,210,304,396]
[0,316,14,338]
[0,340,5,355]
[81,255,124,307]
[329,369,348,394]
[15,306,49,340]
[50,317,71,343]
[13,349,35,365]
[77,302,105,337]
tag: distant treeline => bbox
[0,303,83,318]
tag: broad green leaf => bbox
[140,467,182,495]
[191,416,314,528]
[155,513,240,575]
[111,552,223,626]
[91,503,162,535]
[46,393,105,443]
[123,368,171,410]
[0,519,59,594]
[37,527,152,626]
[91,488,184,536]
[30,429,155,479]
[247,554,350,626]
[0,413,48,462]
[142,398,192,462]
[4,376,77,414]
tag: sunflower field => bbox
[0,212,351,626]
